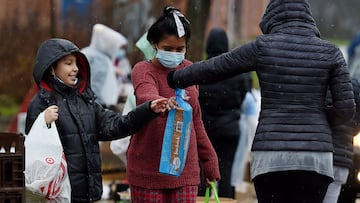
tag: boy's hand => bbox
[45,105,59,125]
[150,98,169,113]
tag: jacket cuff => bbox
[167,71,176,89]
[146,101,160,116]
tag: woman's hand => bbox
[45,105,59,125]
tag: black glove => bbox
[167,70,176,89]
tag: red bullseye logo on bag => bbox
[45,157,55,165]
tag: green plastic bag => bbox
[205,181,220,203]
[135,32,155,61]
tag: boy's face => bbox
[53,54,79,86]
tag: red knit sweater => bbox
[127,60,220,189]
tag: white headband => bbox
[171,10,190,38]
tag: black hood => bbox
[33,38,90,92]
[206,28,229,59]
[259,0,320,37]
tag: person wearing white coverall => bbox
[82,24,131,109]
[231,89,260,193]
[110,32,156,166]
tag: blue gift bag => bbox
[159,89,193,176]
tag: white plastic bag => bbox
[25,111,71,202]
[110,136,130,167]
[110,91,135,167]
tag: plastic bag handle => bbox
[205,181,220,203]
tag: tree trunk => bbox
[185,0,211,61]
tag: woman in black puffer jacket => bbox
[168,0,355,202]
[25,38,168,202]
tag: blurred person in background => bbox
[322,78,360,203]
[167,0,355,202]
[82,24,130,111]
[112,31,133,103]
[348,33,360,79]
[231,88,260,194]
[197,27,252,198]
[325,37,360,203]
[110,31,156,167]
[348,32,360,63]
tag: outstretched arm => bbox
[168,41,258,89]
[96,98,169,141]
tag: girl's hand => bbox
[45,105,59,125]
[166,96,179,110]
[205,178,217,187]
[182,90,190,101]
[150,98,169,113]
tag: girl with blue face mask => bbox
[150,6,190,69]
[128,6,220,202]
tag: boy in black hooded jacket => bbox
[25,38,169,202]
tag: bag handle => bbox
[205,181,220,203]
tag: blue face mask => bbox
[156,49,185,68]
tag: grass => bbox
[326,38,350,46]
[0,95,20,117]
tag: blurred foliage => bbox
[309,0,360,39]
[327,38,350,46]
[0,95,19,117]
[186,1,210,60]
[251,72,260,89]
[0,8,49,105]
[0,0,358,119]
[0,0,208,107]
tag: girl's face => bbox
[156,34,186,53]
[53,54,79,86]
[152,35,187,68]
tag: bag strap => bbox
[205,181,220,203]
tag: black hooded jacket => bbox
[199,28,251,137]
[169,0,355,152]
[25,38,158,202]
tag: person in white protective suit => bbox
[82,24,131,109]
[110,31,156,167]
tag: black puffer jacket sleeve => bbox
[328,49,356,123]
[25,90,53,135]
[95,101,158,141]
[170,41,258,89]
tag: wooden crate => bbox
[0,132,25,203]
